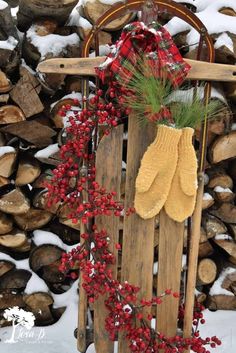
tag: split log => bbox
[0,292,24,310]
[207,294,236,311]
[228,224,236,240]
[197,258,217,285]
[195,290,207,304]
[222,270,236,295]
[0,69,11,93]
[210,203,236,224]
[49,219,80,245]
[0,176,9,187]
[0,188,30,215]
[13,208,53,230]
[0,229,27,248]
[213,238,236,261]
[0,146,17,177]
[50,96,81,128]
[0,94,9,103]
[23,292,54,325]
[0,105,25,124]
[228,159,236,182]
[33,189,60,214]
[0,211,13,234]
[214,186,235,203]
[209,131,236,164]
[10,65,44,118]
[202,214,227,239]
[29,244,63,273]
[15,155,41,186]
[202,193,214,209]
[82,0,135,31]
[41,259,65,283]
[0,1,20,73]
[1,120,57,148]
[208,171,233,189]
[77,25,112,50]
[0,260,15,277]
[198,241,214,258]
[0,269,31,290]
[34,144,62,166]
[51,305,66,321]
[17,0,78,31]
[32,170,53,188]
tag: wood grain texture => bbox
[37,57,236,82]
[94,125,123,353]
[156,210,184,336]
[118,115,156,353]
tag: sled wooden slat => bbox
[94,125,124,353]
[37,57,236,82]
[118,115,156,353]
[156,210,185,336]
[77,223,88,353]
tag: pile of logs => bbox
[0,0,236,327]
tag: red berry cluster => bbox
[47,87,221,352]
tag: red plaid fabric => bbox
[96,21,191,88]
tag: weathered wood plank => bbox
[94,125,123,353]
[156,210,184,336]
[118,115,156,353]
[37,57,236,82]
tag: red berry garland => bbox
[46,89,221,353]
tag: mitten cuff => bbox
[179,127,194,149]
[153,125,182,151]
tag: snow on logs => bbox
[1,0,236,326]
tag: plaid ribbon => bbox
[96,21,191,88]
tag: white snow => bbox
[214,234,233,241]
[89,44,112,57]
[0,0,7,10]
[165,0,236,52]
[26,26,80,59]
[214,186,233,193]
[210,267,236,296]
[25,272,49,295]
[32,229,79,252]
[11,6,19,17]
[0,36,18,50]
[0,146,15,158]
[214,32,234,52]
[231,123,236,131]
[50,92,83,109]
[0,253,30,271]
[203,192,213,201]
[34,144,59,159]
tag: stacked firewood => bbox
[0,0,236,327]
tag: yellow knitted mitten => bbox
[134,125,182,219]
[164,127,198,222]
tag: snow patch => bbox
[34,144,59,159]
[214,234,233,241]
[0,36,18,50]
[25,272,49,295]
[210,267,235,296]
[214,186,232,193]
[0,0,7,9]
[26,25,80,59]
[203,193,213,201]
[214,32,234,52]
[0,146,15,158]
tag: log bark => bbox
[0,211,13,234]
[23,292,54,325]
[207,294,236,310]
[198,241,214,258]
[13,208,53,230]
[0,292,24,310]
[29,244,63,273]
[210,203,236,223]
[202,214,227,239]
[208,171,233,189]
[0,260,15,277]
[0,269,31,290]
[213,238,236,261]
[17,0,78,31]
